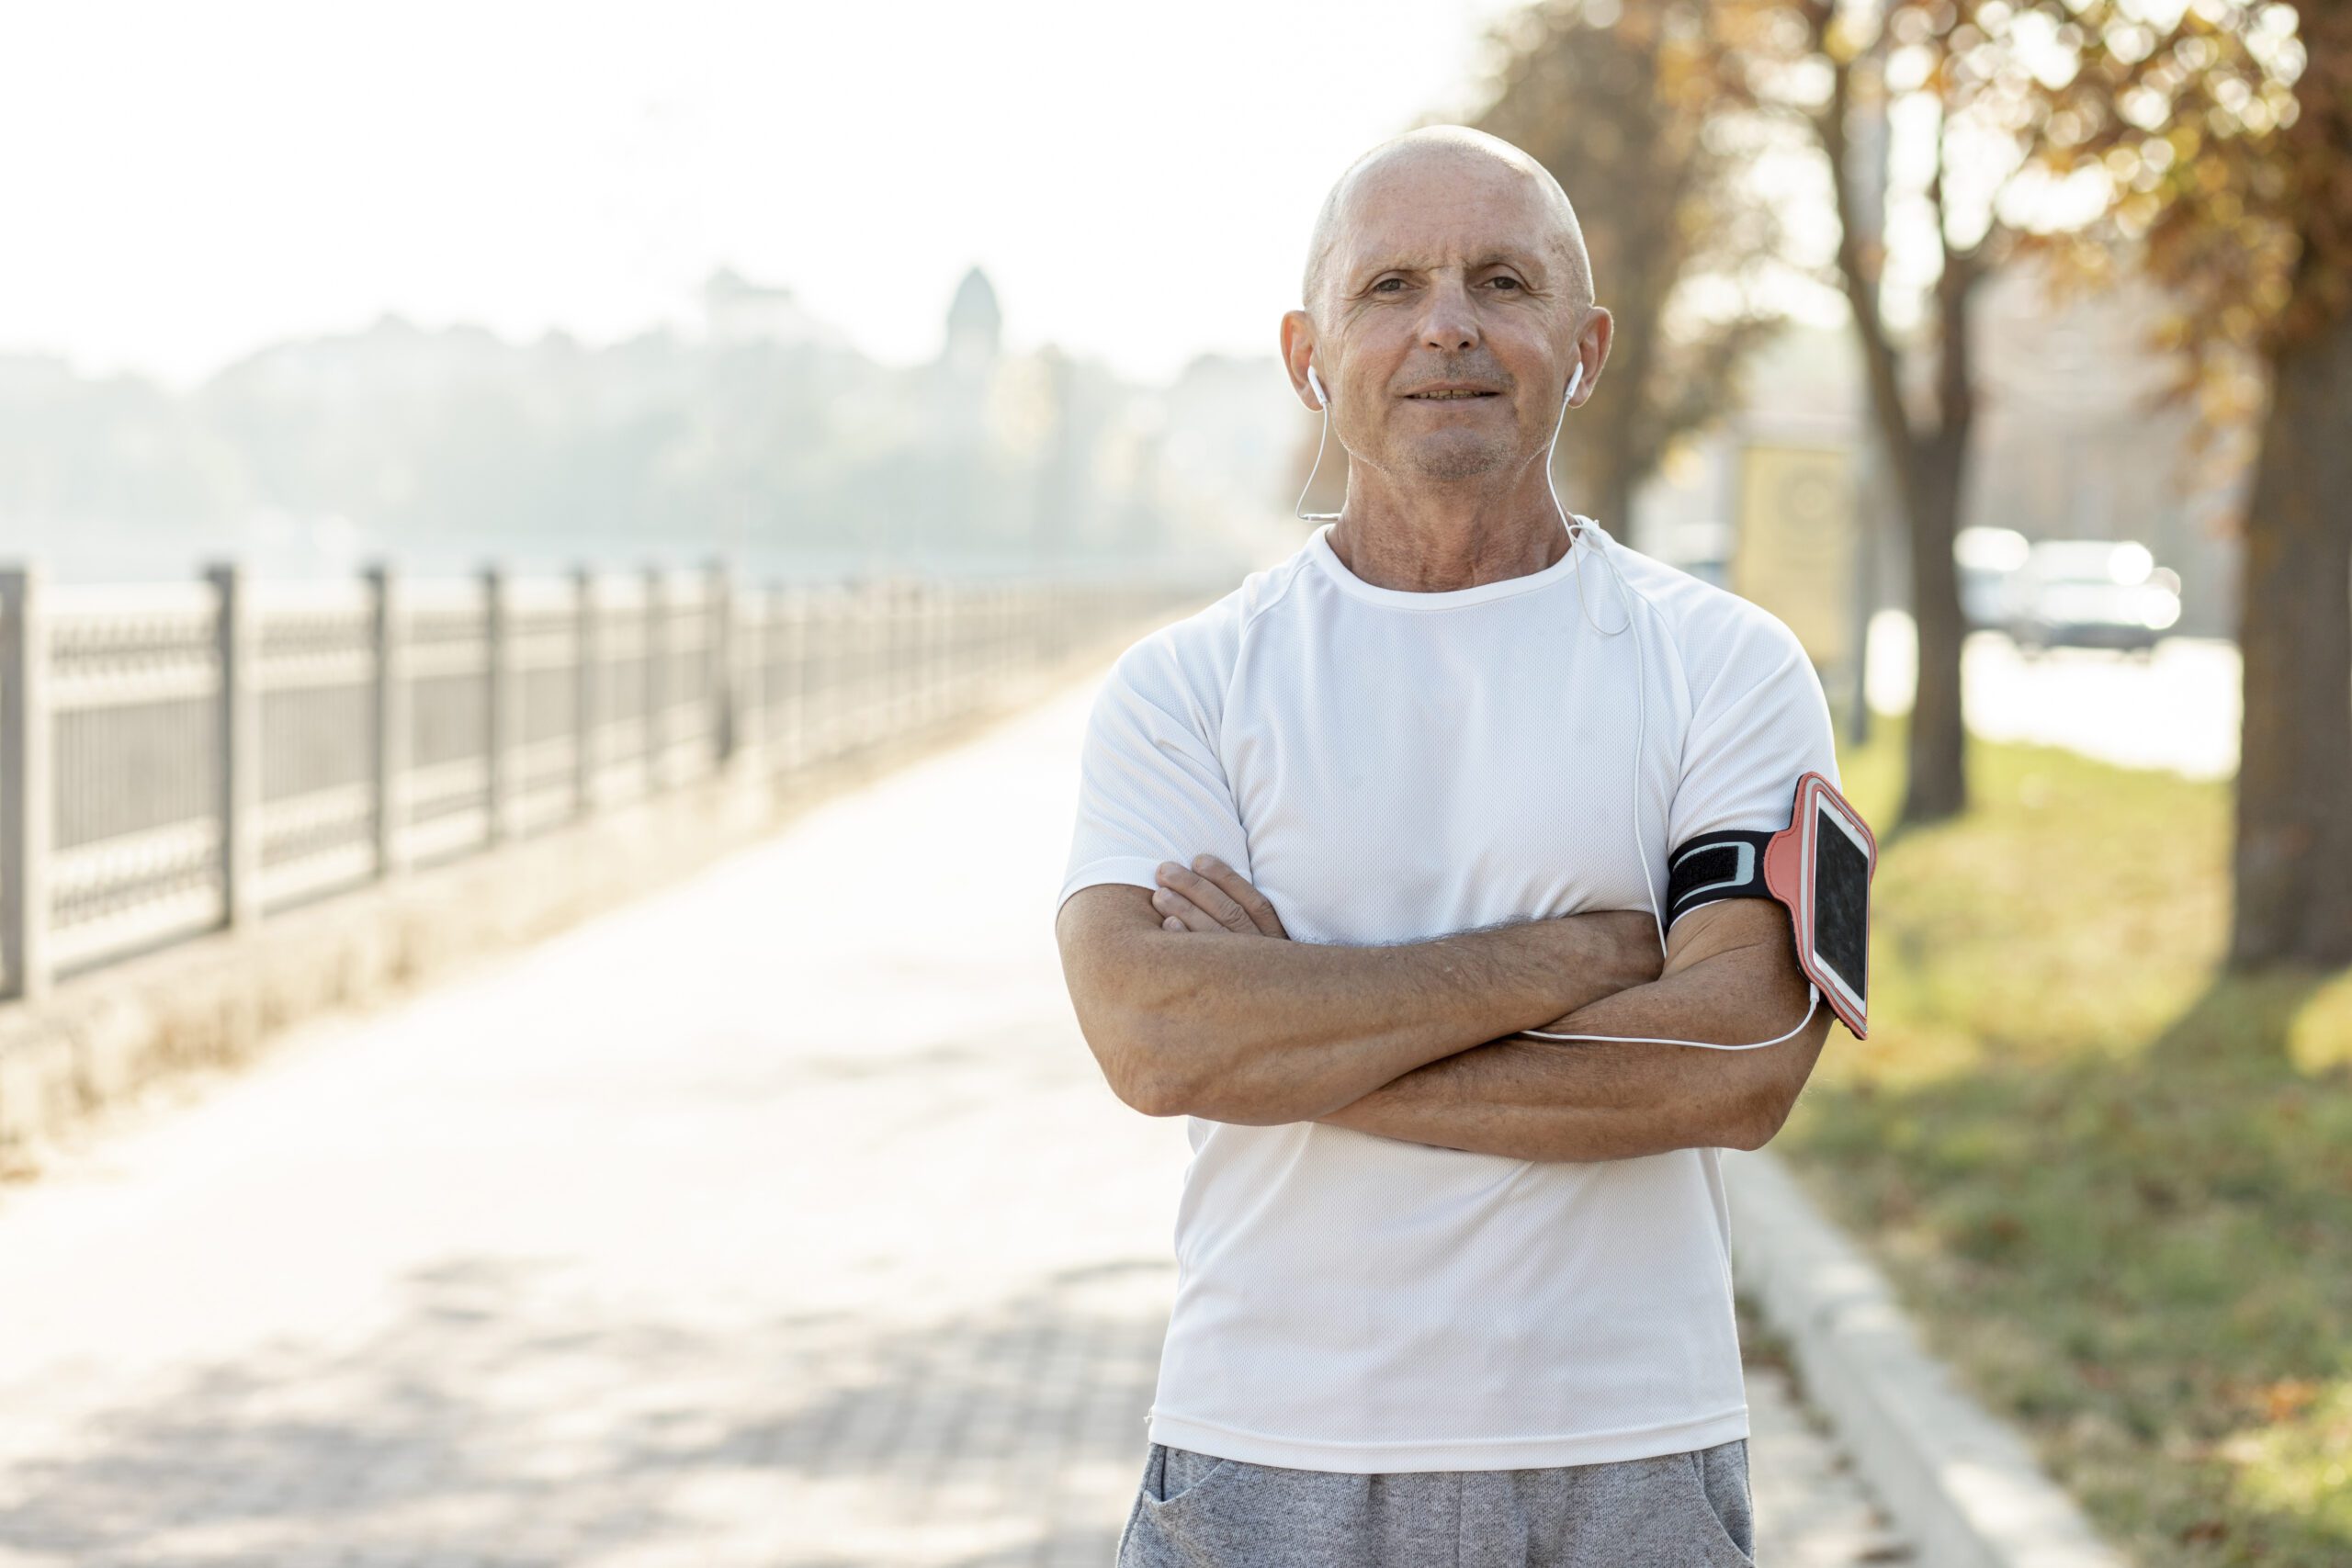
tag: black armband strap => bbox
[1666,829,1774,924]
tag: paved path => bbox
[0,666,1912,1567]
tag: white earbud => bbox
[1515,344,1826,1055]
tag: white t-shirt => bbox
[1055,514,1839,1473]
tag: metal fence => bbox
[0,559,1205,1001]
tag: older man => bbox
[1054,125,1833,1566]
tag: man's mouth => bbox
[1404,389,1499,400]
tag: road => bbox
[1862,612,2238,780]
[0,666,1911,1567]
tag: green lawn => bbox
[1774,713,2352,1565]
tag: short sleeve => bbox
[1056,633,1253,920]
[1665,602,1840,854]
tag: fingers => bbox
[1192,855,1289,939]
[1154,859,1254,934]
[1149,859,1225,933]
[1155,856,1288,939]
[1151,887,1217,932]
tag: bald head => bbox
[1301,127,1592,323]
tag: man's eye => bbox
[1372,278,1405,293]
[1489,276,1522,291]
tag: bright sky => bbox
[3,0,1555,389]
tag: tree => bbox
[1724,0,2119,829]
[1464,0,1792,540]
[2018,0,2350,967]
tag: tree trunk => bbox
[1894,236,1981,830]
[2228,291,2352,970]
[1815,39,1979,831]
[1899,427,1970,825]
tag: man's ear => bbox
[1279,310,1320,411]
[1569,304,1613,407]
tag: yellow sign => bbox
[1732,445,1856,669]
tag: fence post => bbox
[482,564,514,844]
[951,583,971,714]
[574,567,599,816]
[889,581,910,738]
[707,556,737,770]
[908,581,925,728]
[861,581,877,744]
[868,581,888,750]
[780,576,799,771]
[865,581,884,747]
[987,582,1003,691]
[367,561,410,879]
[205,562,260,932]
[910,581,927,729]
[736,572,766,767]
[807,586,829,765]
[0,566,50,1002]
[815,584,835,764]
[923,582,942,726]
[643,563,666,793]
[998,582,1014,686]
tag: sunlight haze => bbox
[3,0,1536,388]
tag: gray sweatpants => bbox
[1116,1437,1756,1567]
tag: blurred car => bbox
[2004,538,2182,657]
[1955,525,2031,631]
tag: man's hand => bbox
[1150,855,1290,939]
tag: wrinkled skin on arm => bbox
[1146,855,1827,1160]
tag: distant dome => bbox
[943,266,1002,368]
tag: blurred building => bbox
[1152,353,1317,570]
[922,266,1005,463]
[940,267,1004,377]
[0,265,1271,586]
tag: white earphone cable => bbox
[1294,382,1340,523]
[1286,352,1815,1051]
[1529,365,1823,1054]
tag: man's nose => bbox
[1418,276,1481,352]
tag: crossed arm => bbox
[1056,855,1829,1163]
[1311,895,1827,1162]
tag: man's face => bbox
[1314,153,1582,484]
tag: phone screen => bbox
[1813,807,1870,1002]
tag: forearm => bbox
[1313,947,1821,1162]
[1135,916,1641,1125]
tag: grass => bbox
[1776,711,2352,1565]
